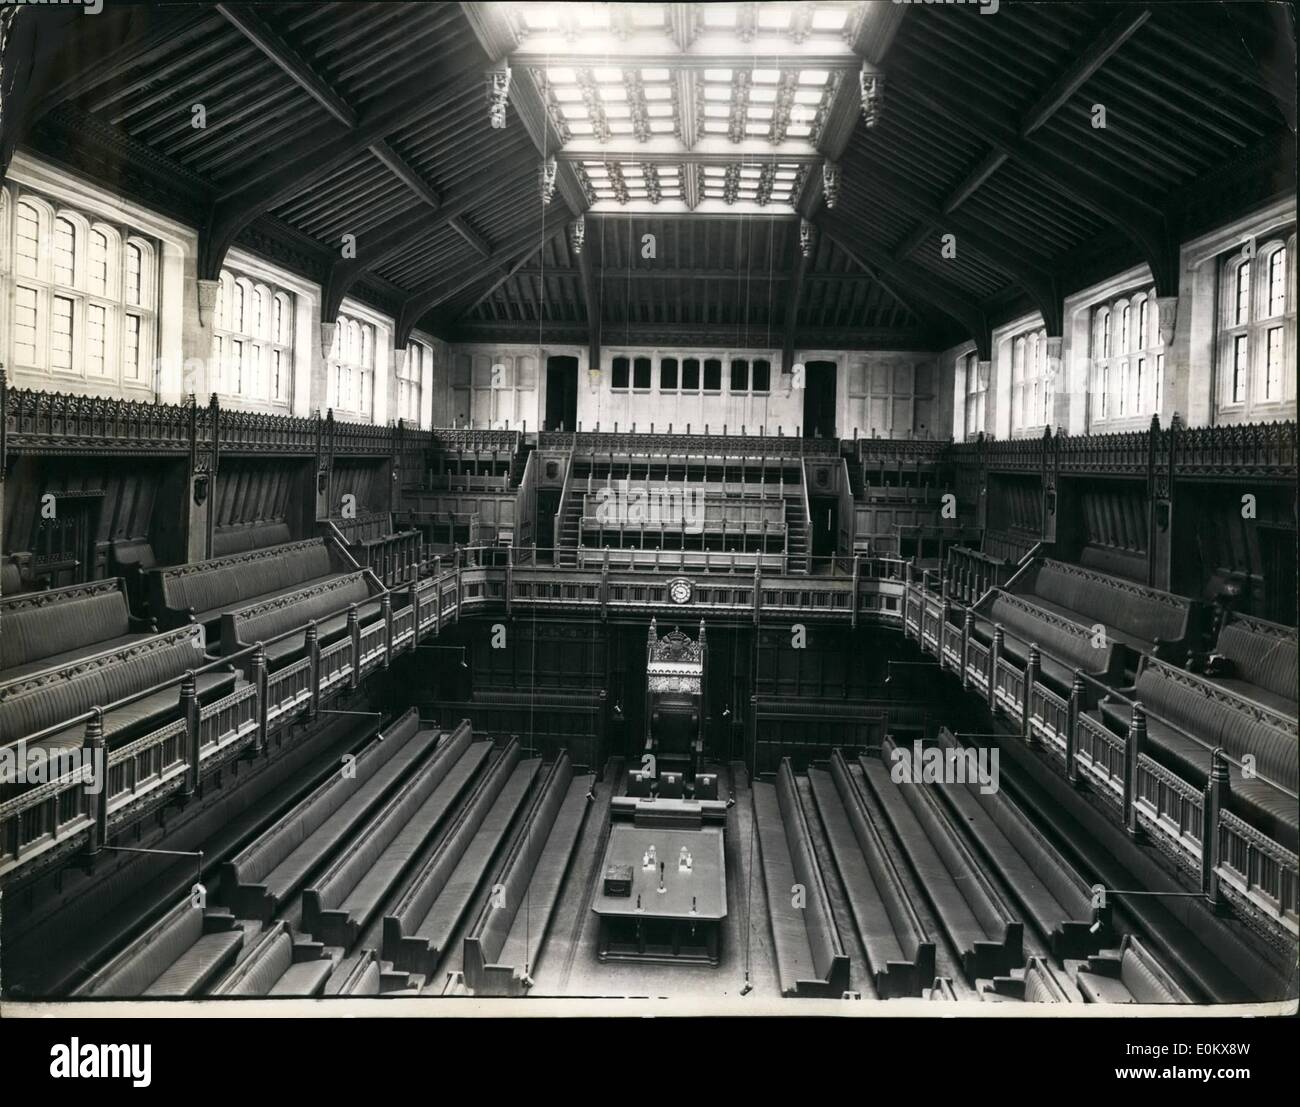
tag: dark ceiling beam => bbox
[446,242,544,319]
[449,319,932,352]
[1221,2,1297,137]
[942,150,1005,215]
[900,79,1180,296]
[782,231,812,373]
[396,209,570,346]
[368,139,441,208]
[216,3,356,127]
[320,149,533,324]
[449,216,492,258]
[860,164,1064,333]
[821,217,990,359]
[37,5,204,116]
[576,227,602,374]
[881,7,1152,326]
[1019,7,1151,137]
[5,5,192,180]
[197,57,485,279]
[797,1,907,219]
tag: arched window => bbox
[330,312,375,418]
[125,242,143,306]
[1218,231,1295,416]
[1009,327,1047,435]
[3,188,158,390]
[211,266,296,407]
[1266,245,1287,318]
[53,216,76,286]
[1089,287,1163,428]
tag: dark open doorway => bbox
[545,356,578,432]
[802,360,836,439]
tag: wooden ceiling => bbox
[3,2,1293,359]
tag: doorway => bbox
[802,360,836,438]
[545,356,578,432]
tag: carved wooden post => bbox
[84,710,107,856]
[305,621,320,717]
[250,643,269,752]
[1065,671,1084,785]
[380,592,393,670]
[961,609,973,690]
[1024,644,1040,742]
[181,671,200,796]
[850,554,860,629]
[1202,747,1229,908]
[347,604,361,688]
[1124,702,1146,838]
[988,626,1003,712]
[753,565,761,626]
[408,579,421,643]
[454,559,462,624]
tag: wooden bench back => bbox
[223,572,372,648]
[1134,656,1297,791]
[1028,559,1196,645]
[0,624,204,743]
[1217,613,1298,703]
[150,539,332,619]
[212,520,292,557]
[986,591,1117,674]
[0,579,132,672]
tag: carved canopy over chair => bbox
[644,619,706,779]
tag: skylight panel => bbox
[703,85,731,101]
[594,66,622,83]
[759,6,792,28]
[631,5,664,26]
[750,87,776,103]
[702,5,735,28]
[704,69,733,82]
[799,69,830,85]
[650,119,675,132]
[609,121,634,133]
[752,69,781,83]
[604,103,631,118]
[547,67,576,84]
[569,120,595,134]
[812,8,848,30]
[705,103,729,118]
[644,86,672,100]
[555,86,584,102]
[641,67,671,81]
[787,124,811,137]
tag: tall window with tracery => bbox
[1089,288,1162,426]
[211,269,294,407]
[1009,326,1051,434]
[399,340,428,425]
[3,187,157,392]
[329,314,375,418]
[962,351,987,440]
[1219,232,1295,418]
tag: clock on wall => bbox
[668,578,693,605]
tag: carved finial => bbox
[567,215,585,256]
[859,63,885,128]
[799,218,816,258]
[486,65,511,129]
[540,155,558,205]
[822,161,840,209]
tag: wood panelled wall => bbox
[1171,484,1297,621]
[2,455,181,579]
[212,459,307,530]
[327,458,392,518]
